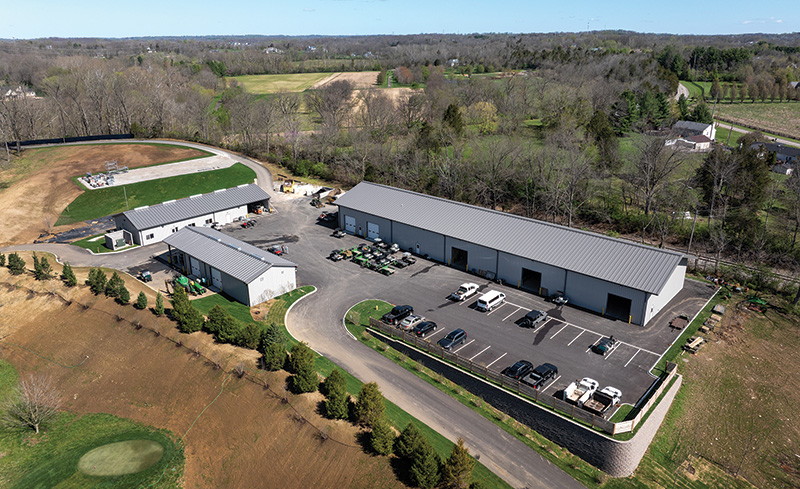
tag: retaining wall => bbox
[374,331,682,477]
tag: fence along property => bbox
[368,317,678,436]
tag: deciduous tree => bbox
[3,374,62,434]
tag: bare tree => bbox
[630,136,685,216]
[4,374,62,434]
[306,79,354,134]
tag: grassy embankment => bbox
[57,163,256,226]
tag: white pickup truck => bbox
[562,378,599,407]
[449,283,479,301]
[582,386,622,416]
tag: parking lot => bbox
[226,192,715,407]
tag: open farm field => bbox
[230,72,333,93]
[56,162,256,226]
[0,265,406,489]
[0,143,209,246]
[714,102,800,140]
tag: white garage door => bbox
[189,256,201,277]
[211,268,222,289]
[367,222,380,240]
[344,215,356,233]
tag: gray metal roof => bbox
[163,226,296,284]
[673,120,712,133]
[336,182,684,295]
[120,184,270,230]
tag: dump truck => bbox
[562,377,599,406]
[582,386,622,416]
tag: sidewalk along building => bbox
[335,182,686,326]
[163,226,296,306]
[113,184,270,246]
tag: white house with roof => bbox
[673,120,716,141]
[163,226,297,306]
[113,184,270,246]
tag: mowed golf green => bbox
[57,163,256,225]
[229,73,332,94]
[78,439,164,476]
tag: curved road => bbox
[1,140,585,489]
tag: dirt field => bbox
[667,304,800,489]
[311,72,380,90]
[0,144,207,247]
[0,263,405,489]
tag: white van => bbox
[476,290,505,312]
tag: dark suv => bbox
[520,310,548,328]
[503,360,533,380]
[412,321,437,337]
[523,363,558,389]
[437,329,467,350]
[382,305,413,325]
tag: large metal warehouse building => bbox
[336,182,686,326]
[163,226,297,306]
[114,184,270,246]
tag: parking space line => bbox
[426,329,446,339]
[502,307,522,321]
[486,303,507,316]
[550,323,568,339]
[470,346,491,360]
[586,336,603,353]
[604,342,622,359]
[540,375,560,393]
[567,330,583,346]
[486,352,506,368]
[454,339,475,353]
[504,300,528,310]
[624,350,639,367]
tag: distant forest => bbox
[2,31,800,292]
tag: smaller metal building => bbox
[114,184,270,246]
[336,182,686,326]
[163,226,297,306]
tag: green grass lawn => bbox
[56,163,256,226]
[229,73,332,94]
[0,359,183,488]
[191,293,255,324]
[71,233,139,254]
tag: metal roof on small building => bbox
[119,184,269,230]
[163,226,296,284]
[673,120,712,133]
[336,182,684,295]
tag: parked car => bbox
[382,305,413,325]
[332,229,346,238]
[523,363,558,389]
[138,270,152,283]
[412,321,438,337]
[449,283,479,301]
[591,336,617,355]
[318,211,336,222]
[502,360,533,380]
[437,329,467,350]
[520,310,548,328]
[475,290,505,312]
[268,245,285,256]
[398,314,424,331]
[549,292,568,306]
[328,250,343,261]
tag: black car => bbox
[503,360,533,380]
[382,305,413,325]
[591,336,617,355]
[523,363,558,389]
[412,321,438,337]
[520,310,548,328]
[437,328,467,350]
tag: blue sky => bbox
[3,0,796,39]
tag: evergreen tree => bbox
[136,291,148,310]
[440,438,476,489]
[171,286,203,333]
[0,253,5,267]
[118,285,130,304]
[677,94,690,120]
[61,262,77,287]
[409,439,442,489]
[87,268,107,295]
[370,416,395,455]
[354,381,386,428]
[323,368,349,419]
[206,305,238,341]
[39,256,53,280]
[395,422,424,460]
[261,342,286,371]
[32,253,41,278]
[288,342,317,393]
[442,103,464,136]
[8,252,26,275]
[259,322,283,349]
[154,292,165,316]
[106,271,125,298]
[690,101,713,124]
[710,77,722,101]
[238,322,261,350]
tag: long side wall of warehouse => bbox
[565,271,648,325]
[644,258,688,324]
